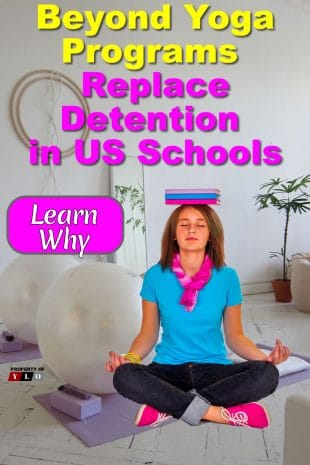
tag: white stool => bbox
[291,259,310,313]
[284,393,310,465]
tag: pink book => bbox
[165,188,221,194]
[165,199,221,205]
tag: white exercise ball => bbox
[36,262,147,394]
[0,255,79,344]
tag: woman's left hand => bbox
[264,339,291,365]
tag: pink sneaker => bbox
[220,402,270,428]
[135,404,173,428]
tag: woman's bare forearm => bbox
[127,332,158,360]
[227,334,266,361]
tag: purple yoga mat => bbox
[33,347,310,447]
[0,342,41,363]
[257,344,310,387]
[33,391,175,447]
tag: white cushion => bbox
[275,355,309,377]
[229,349,310,377]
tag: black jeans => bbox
[113,360,279,426]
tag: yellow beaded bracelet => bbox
[122,352,142,364]
[126,352,142,363]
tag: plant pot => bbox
[272,279,292,303]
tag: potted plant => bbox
[254,174,310,302]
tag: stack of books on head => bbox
[165,189,221,205]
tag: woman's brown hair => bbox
[159,204,225,269]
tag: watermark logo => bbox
[8,366,45,381]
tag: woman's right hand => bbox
[105,351,130,373]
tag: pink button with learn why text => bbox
[7,196,123,257]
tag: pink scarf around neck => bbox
[172,253,213,312]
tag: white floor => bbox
[0,293,309,465]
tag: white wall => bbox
[143,0,310,284]
[0,0,112,270]
[1,0,309,284]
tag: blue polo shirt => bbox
[140,263,242,365]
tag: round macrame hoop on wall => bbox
[10,69,90,157]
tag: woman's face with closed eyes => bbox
[175,206,210,253]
